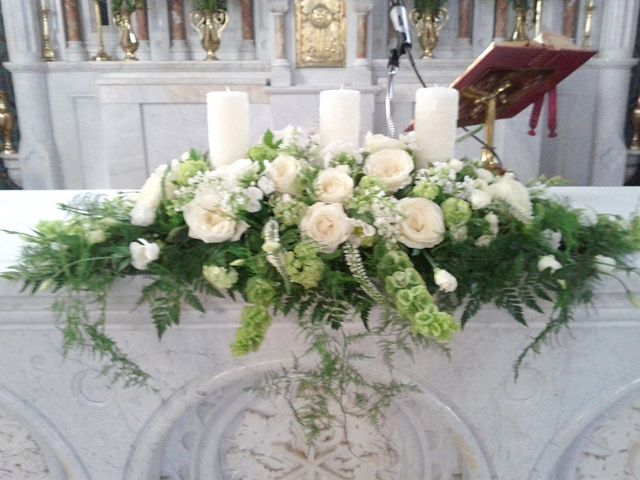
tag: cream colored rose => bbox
[397,197,445,249]
[129,239,160,270]
[314,167,354,203]
[130,165,176,227]
[265,154,302,194]
[183,193,248,243]
[299,202,353,253]
[364,132,405,153]
[434,269,458,292]
[487,173,532,220]
[364,149,414,193]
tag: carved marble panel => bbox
[295,0,346,68]
[0,405,49,479]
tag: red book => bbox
[450,33,596,127]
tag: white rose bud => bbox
[364,131,406,153]
[299,202,353,253]
[314,167,354,204]
[434,269,458,293]
[487,173,532,220]
[594,255,616,274]
[130,164,175,227]
[397,197,445,249]
[449,158,464,172]
[265,154,302,194]
[538,254,562,273]
[183,193,248,243]
[129,239,160,270]
[364,149,414,193]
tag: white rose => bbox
[538,254,562,273]
[130,165,175,227]
[129,239,160,270]
[487,173,532,220]
[299,202,353,253]
[364,132,405,153]
[364,149,414,193]
[314,167,354,204]
[434,269,458,293]
[475,168,495,183]
[594,255,616,274]
[183,193,248,243]
[397,197,445,249]
[469,189,492,210]
[449,159,464,172]
[265,154,302,194]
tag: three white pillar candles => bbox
[414,87,459,166]
[207,90,250,168]
[318,89,361,150]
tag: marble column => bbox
[240,0,256,60]
[348,0,373,86]
[562,0,578,39]
[269,0,291,87]
[590,0,640,185]
[494,0,508,40]
[62,0,86,60]
[0,0,60,188]
[135,4,151,60]
[456,0,473,53]
[168,0,189,60]
[147,0,170,60]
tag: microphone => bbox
[389,0,412,49]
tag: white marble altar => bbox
[0,187,639,479]
[0,0,638,189]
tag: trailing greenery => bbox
[506,0,531,10]
[3,130,639,444]
[111,0,145,15]
[193,0,227,12]
[414,0,448,12]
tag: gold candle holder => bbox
[582,0,596,49]
[39,1,56,62]
[92,0,112,61]
[630,96,640,152]
[0,91,16,156]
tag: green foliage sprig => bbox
[506,0,531,10]
[193,0,227,12]
[414,0,448,12]
[111,0,145,15]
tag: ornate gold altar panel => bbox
[295,0,346,68]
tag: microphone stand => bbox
[386,47,400,138]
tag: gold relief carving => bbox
[295,0,346,68]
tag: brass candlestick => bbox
[0,91,17,155]
[630,96,640,152]
[114,11,139,61]
[410,7,449,59]
[582,0,596,49]
[189,9,228,60]
[511,7,528,41]
[92,0,112,61]
[39,2,56,61]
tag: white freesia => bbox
[257,176,275,195]
[364,149,414,193]
[265,154,302,194]
[349,219,376,247]
[321,142,363,168]
[364,132,405,153]
[86,229,107,245]
[485,212,499,235]
[595,255,616,274]
[129,239,160,270]
[538,254,562,273]
[449,159,464,172]
[130,164,175,227]
[487,173,532,220]
[244,186,264,213]
[314,166,354,203]
[579,209,598,227]
[542,229,562,250]
[399,130,419,151]
[183,193,248,243]
[475,168,495,183]
[434,269,458,293]
[469,189,492,210]
[397,197,445,249]
[299,202,353,253]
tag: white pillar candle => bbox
[415,87,459,167]
[207,90,250,168]
[318,89,361,150]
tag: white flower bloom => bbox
[321,141,363,168]
[538,254,562,273]
[470,189,492,210]
[364,131,405,153]
[484,212,500,235]
[450,225,468,242]
[594,254,616,274]
[475,234,494,247]
[129,239,160,270]
[274,125,312,150]
[434,269,458,292]
[399,131,420,151]
[449,158,464,172]
[475,168,495,183]
[397,197,445,249]
[183,193,248,243]
[542,229,562,250]
[364,149,414,193]
[244,186,264,213]
[257,176,275,196]
[86,229,107,245]
[130,164,175,227]
[487,173,533,220]
[262,241,281,254]
[180,151,191,161]
[349,219,376,247]
[314,167,354,204]
[579,209,598,227]
[299,202,353,253]
[265,154,302,194]
[202,265,238,290]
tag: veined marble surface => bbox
[0,187,639,480]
